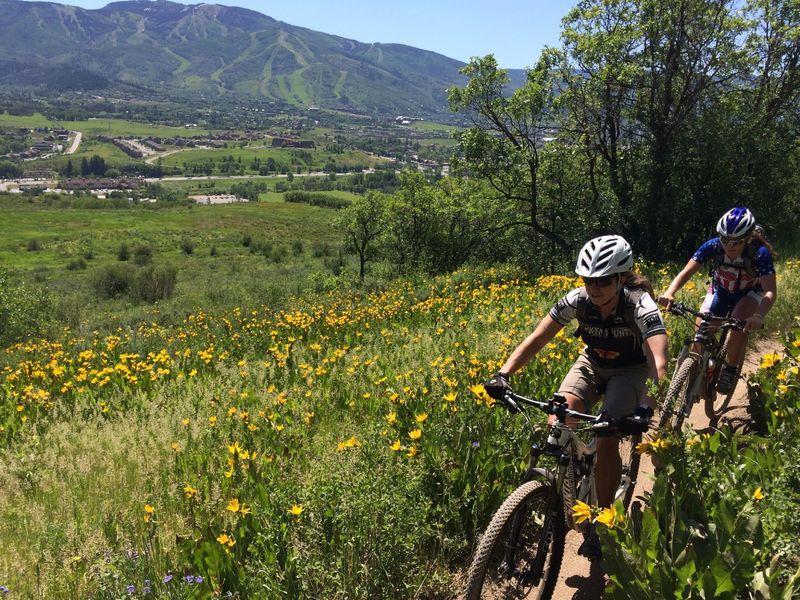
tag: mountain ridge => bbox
[0,0,527,116]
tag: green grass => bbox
[419,137,458,148]
[0,112,211,138]
[0,196,347,332]
[410,121,461,133]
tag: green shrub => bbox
[133,245,154,266]
[130,265,177,303]
[92,263,135,298]
[0,271,53,347]
[117,243,130,261]
[180,238,195,255]
[66,258,87,271]
[312,241,333,258]
[26,239,42,252]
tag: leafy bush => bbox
[92,263,135,298]
[66,258,87,271]
[311,241,333,258]
[131,265,177,303]
[133,245,154,266]
[26,239,42,252]
[603,327,800,598]
[180,238,195,255]
[284,191,350,209]
[117,243,130,262]
[0,271,53,347]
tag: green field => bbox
[0,112,211,138]
[410,120,461,133]
[0,195,348,333]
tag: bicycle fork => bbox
[499,444,566,586]
[518,454,569,587]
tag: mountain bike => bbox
[463,392,645,600]
[657,302,747,431]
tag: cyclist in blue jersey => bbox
[660,207,777,394]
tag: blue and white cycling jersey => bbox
[691,238,775,294]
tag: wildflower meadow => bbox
[1,262,798,597]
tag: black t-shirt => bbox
[548,287,666,367]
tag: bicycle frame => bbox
[502,393,608,586]
[471,392,641,593]
[669,303,745,407]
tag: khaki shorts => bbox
[558,353,649,419]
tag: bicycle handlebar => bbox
[666,301,747,330]
[504,391,625,434]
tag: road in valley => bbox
[65,131,82,154]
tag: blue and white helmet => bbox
[575,235,634,277]
[716,207,755,239]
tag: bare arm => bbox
[756,273,777,317]
[660,259,703,306]
[500,315,564,376]
[746,273,777,330]
[643,333,669,410]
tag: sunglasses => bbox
[582,275,616,287]
[720,236,746,246]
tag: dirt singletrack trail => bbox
[547,336,781,600]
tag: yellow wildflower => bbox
[226,499,240,513]
[288,504,304,517]
[596,504,624,529]
[572,500,592,525]
[408,428,422,440]
[753,487,765,501]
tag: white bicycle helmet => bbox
[716,207,755,238]
[575,235,634,277]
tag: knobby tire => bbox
[704,331,739,421]
[464,480,565,600]
[658,356,701,432]
[618,433,642,509]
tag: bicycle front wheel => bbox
[617,433,642,509]
[658,355,701,432]
[704,332,741,420]
[464,480,565,600]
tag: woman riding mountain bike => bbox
[659,207,777,396]
[484,234,668,559]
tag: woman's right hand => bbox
[483,372,511,401]
[657,294,674,309]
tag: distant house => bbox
[32,140,55,152]
[189,194,247,205]
[62,178,143,191]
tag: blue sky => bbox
[26,0,577,69]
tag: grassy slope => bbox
[0,196,346,333]
[0,256,797,597]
